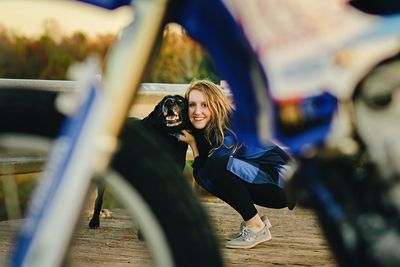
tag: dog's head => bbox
[145,95,190,133]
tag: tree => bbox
[0,22,219,83]
[145,23,220,83]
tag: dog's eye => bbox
[364,93,392,110]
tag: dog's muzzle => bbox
[165,114,183,127]
[162,97,184,127]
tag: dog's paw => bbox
[88,218,100,229]
[100,209,113,219]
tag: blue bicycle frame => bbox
[9,0,169,265]
[9,68,108,267]
[9,0,400,266]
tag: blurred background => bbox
[0,0,220,83]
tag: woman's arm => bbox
[179,130,199,158]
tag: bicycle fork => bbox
[8,69,114,267]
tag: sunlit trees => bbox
[0,22,219,83]
[146,24,219,83]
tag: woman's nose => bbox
[192,105,201,114]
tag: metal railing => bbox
[0,78,190,95]
[0,79,191,175]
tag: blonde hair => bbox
[185,79,237,153]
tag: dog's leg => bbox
[88,183,105,229]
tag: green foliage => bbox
[0,173,38,221]
[0,23,219,83]
[0,24,112,79]
[146,25,220,83]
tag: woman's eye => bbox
[201,103,208,108]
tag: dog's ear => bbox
[146,95,169,121]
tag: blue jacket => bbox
[192,132,291,193]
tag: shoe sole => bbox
[225,234,272,249]
[227,228,272,240]
[227,219,272,240]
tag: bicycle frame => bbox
[9,0,170,266]
[7,0,274,265]
[7,0,400,266]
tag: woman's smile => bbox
[193,116,206,121]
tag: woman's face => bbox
[188,89,211,129]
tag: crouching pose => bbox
[179,80,294,249]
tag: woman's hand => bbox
[178,130,194,145]
[179,130,199,158]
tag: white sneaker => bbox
[227,215,272,240]
[226,224,272,249]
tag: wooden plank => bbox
[0,200,336,266]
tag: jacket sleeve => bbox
[192,155,208,170]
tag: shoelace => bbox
[241,226,252,241]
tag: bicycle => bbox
[0,0,226,266]
[217,1,400,267]
[2,0,400,266]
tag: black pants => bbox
[199,156,288,221]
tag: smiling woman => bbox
[0,0,132,37]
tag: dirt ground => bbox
[205,200,336,267]
[0,199,337,266]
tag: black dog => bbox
[88,95,189,229]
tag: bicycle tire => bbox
[0,87,223,267]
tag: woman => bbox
[179,79,294,249]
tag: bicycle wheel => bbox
[292,55,400,267]
[0,87,223,267]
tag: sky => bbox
[0,0,133,37]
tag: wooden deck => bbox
[0,199,336,266]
